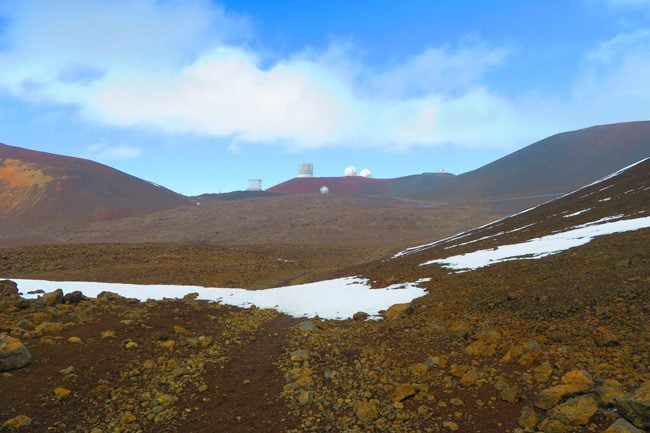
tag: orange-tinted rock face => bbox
[0,143,190,230]
[0,159,54,188]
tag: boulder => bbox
[604,418,644,433]
[97,291,124,301]
[409,363,430,376]
[538,419,570,433]
[518,406,538,429]
[548,393,599,425]
[391,383,417,402]
[41,289,63,305]
[1,415,32,429]
[0,335,32,372]
[593,326,619,346]
[62,291,87,304]
[383,303,412,320]
[597,379,626,405]
[35,322,64,335]
[447,321,471,338]
[352,311,369,321]
[534,362,553,382]
[0,280,18,296]
[353,400,378,423]
[535,383,590,410]
[614,384,650,429]
[561,369,593,387]
[296,320,320,331]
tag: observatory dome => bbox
[320,186,329,194]
[344,166,357,176]
[359,168,372,178]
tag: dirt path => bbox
[182,315,296,433]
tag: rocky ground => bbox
[1,163,649,432]
[1,227,648,432]
[1,280,298,432]
[0,243,384,289]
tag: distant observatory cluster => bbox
[359,168,372,178]
[298,163,313,177]
[247,179,262,191]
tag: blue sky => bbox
[1,0,649,194]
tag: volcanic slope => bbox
[1,161,648,433]
[0,143,190,231]
[406,121,650,211]
[13,194,499,249]
[276,158,650,432]
[268,171,455,196]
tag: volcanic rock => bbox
[62,291,86,304]
[352,311,369,321]
[35,322,63,335]
[447,321,471,338]
[391,384,417,402]
[535,383,591,410]
[296,320,320,331]
[1,415,32,430]
[518,406,538,429]
[604,418,644,433]
[614,384,650,429]
[538,418,570,433]
[561,369,594,387]
[97,291,124,301]
[0,335,31,371]
[593,326,620,346]
[597,379,627,405]
[41,289,63,305]
[53,387,71,400]
[382,303,412,320]
[0,280,18,296]
[353,400,378,423]
[548,393,599,425]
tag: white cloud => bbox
[88,144,142,159]
[570,29,650,122]
[0,1,649,153]
[368,41,510,98]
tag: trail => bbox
[181,315,296,433]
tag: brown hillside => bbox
[0,143,190,230]
[407,121,650,211]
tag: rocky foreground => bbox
[1,228,648,433]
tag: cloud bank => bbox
[0,0,649,152]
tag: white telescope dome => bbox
[359,168,372,178]
[344,166,357,176]
[320,186,329,194]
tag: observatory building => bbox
[298,163,314,177]
[344,166,357,176]
[247,179,262,191]
[320,186,329,194]
[359,168,372,178]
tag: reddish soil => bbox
[0,143,189,229]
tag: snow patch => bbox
[393,158,648,259]
[421,216,650,272]
[6,277,430,320]
[563,208,591,218]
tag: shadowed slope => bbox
[408,121,650,209]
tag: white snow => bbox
[393,157,649,259]
[421,216,650,272]
[6,277,430,320]
[599,197,611,202]
[563,208,591,218]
